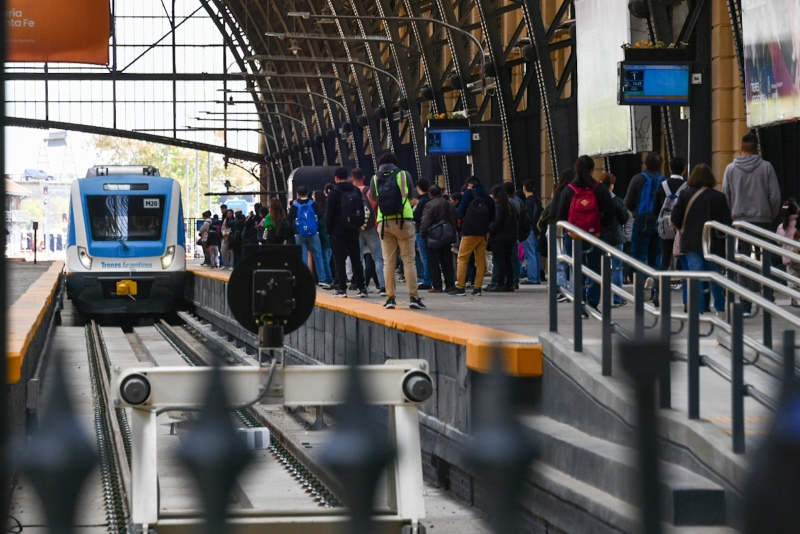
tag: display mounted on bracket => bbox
[425,119,473,156]
[617,62,692,106]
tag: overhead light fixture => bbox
[264,30,392,44]
[288,39,302,55]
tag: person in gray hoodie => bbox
[722,132,781,315]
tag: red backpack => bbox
[567,183,602,237]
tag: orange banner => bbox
[7,0,110,64]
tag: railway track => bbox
[66,317,340,532]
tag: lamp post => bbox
[287,11,489,93]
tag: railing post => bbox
[634,272,645,340]
[726,234,736,322]
[783,329,796,388]
[687,279,701,419]
[601,253,612,376]
[549,224,558,333]
[659,275,672,408]
[573,238,583,352]
[761,250,773,349]
[731,302,745,454]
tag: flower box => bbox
[623,48,691,62]
[426,118,470,129]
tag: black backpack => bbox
[375,169,406,218]
[462,196,493,236]
[359,186,377,230]
[517,202,532,241]
[339,188,366,230]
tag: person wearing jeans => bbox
[413,178,432,289]
[521,179,543,284]
[352,167,386,294]
[670,163,731,315]
[288,185,326,281]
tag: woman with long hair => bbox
[539,168,576,296]
[487,183,518,292]
[670,164,731,314]
[262,197,289,244]
[555,156,615,308]
[600,172,629,306]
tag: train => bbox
[66,166,186,314]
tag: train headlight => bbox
[77,246,93,269]
[161,246,176,269]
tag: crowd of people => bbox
[196,133,790,315]
[550,132,786,317]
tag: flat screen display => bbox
[618,62,691,105]
[425,127,472,155]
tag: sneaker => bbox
[398,276,406,283]
[333,290,347,298]
[320,282,334,290]
[428,288,443,293]
[741,302,753,317]
[472,288,482,296]
[383,297,396,309]
[418,283,432,290]
[485,285,502,293]
[409,297,427,309]
[379,287,387,297]
[357,289,369,298]
[520,280,541,285]
[465,281,474,288]
[448,287,466,296]
[557,293,568,303]
[348,282,358,291]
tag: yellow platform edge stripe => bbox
[189,266,542,377]
[6,262,64,384]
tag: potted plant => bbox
[621,40,691,62]
[426,113,469,129]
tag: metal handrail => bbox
[554,220,800,331]
[702,221,800,327]
[730,220,800,289]
[551,221,787,453]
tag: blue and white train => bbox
[66,166,186,314]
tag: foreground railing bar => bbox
[688,279,701,419]
[549,226,559,333]
[783,330,796,387]
[573,238,584,353]
[659,275,672,408]
[761,251,774,350]
[601,254,612,375]
[731,302,746,454]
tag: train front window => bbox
[86,195,166,241]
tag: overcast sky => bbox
[4,126,97,177]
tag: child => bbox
[777,199,800,307]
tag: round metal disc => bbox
[227,246,316,335]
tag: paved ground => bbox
[5,260,56,309]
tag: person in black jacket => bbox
[326,167,367,298]
[556,156,615,308]
[600,172,629,306]
[521,179,543,284]
[413,178,432,289]
[420,185,459,293]
[487,184,518,292]
[670,163,731,314]
[450,176,495,296]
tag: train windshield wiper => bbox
[118,237,129,251]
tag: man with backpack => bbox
[352,167,386,295]
[624,152,665,298]
[520,179,543,285]
[369,152,425,310]
[487,182,522,291]
[326,167,368,298]
[449,176,495,296]
[654,156,688,274]
[288,185,326,282]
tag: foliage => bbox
[426,112,462,120]
[88,135,260,218]
[621,40,688,50]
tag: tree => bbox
[88,135,261,218]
